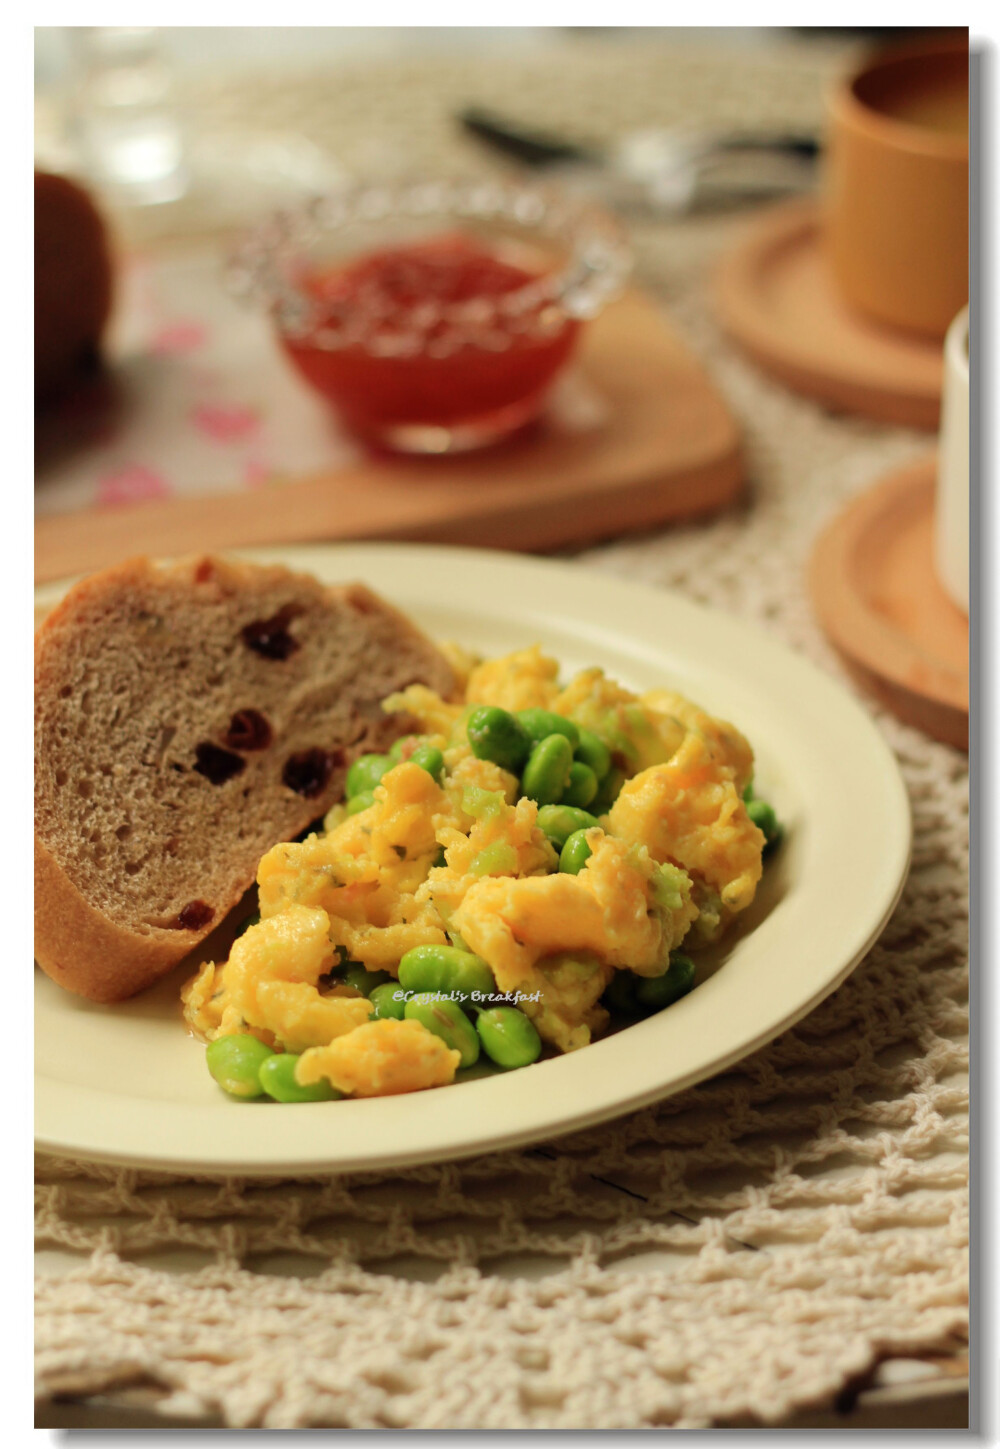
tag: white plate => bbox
[35,543,911,1176]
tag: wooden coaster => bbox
[716,200,944,431]
[34,288,743,585]
[810,454,968,750]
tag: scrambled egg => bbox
[296,1019,460,1097]
[183,645,767,1098]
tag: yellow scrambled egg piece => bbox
[608,732,763,937]
[451,831,696,1051]
[183,904,373,1053]
[555,669,685,773]
[260,763,453,971]
[380,683,464,738]
[297,1019,460,1096]
[641,688,754,796]
[453,832,691,982]
[183,643,768,1094]
[466,645,560,713]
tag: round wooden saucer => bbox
[810,454,968,749]
[716,199,944,430]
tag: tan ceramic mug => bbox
[826,38,969,339]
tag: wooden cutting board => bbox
[34,289,743,584]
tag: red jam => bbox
[280,234,580,450]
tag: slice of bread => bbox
[35,554,455,1002]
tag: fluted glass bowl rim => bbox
[226,176,632,356]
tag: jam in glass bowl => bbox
[228,179,631,453]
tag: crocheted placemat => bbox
[35,39,969,1430]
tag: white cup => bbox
[935,305,969,612]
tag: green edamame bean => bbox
[559,829,593,875]
[602,971,639,1016]
[408,744,445,783]
[536,804,601,849]
[405,993,480,1067]
[345,791,376,816]
[398,943,496,1006]
[369,982,407,1020]
[345,753,391,798]
[517,709,580,749]
[634,952,697,1012]
[339,962,392,997]
[521,733,574,806]
[466,706,531,772]
[233,909,260,940]
[742,774,755,804]
[591,766,626,815]
[475,1007,542,1069]
[205,1034,275,1099]
[258,1052,341,1102]
[747,798,782,850]
[574,727,611,782]
[561,761,598,808]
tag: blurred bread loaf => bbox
[34,555,456,1002]
[35,169,114,401]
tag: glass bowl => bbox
[227,177,632,454]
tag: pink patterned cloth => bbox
[33,249,362,518]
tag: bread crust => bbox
[35,554,455,1003]
[35,836,193,1002]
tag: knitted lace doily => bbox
[35,40,969,1429]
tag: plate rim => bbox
[35,541,912,1176]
